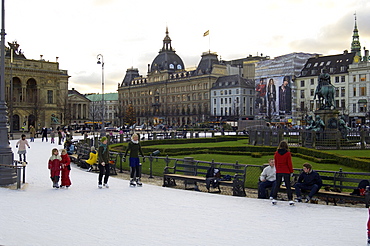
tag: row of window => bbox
[300,74,367,87]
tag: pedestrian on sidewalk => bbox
[48,148,62,188]
[60,149,72,188]
[16,134,30,162]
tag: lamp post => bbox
[0,0,14,167]
[97,54,105,136]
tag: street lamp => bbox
[97,54,105,136]
[0,0,14,167]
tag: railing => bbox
[0,160,27,189]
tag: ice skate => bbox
[104,183,109,188]
[136,178,142,187]
[98,184,103,189]
[271,199,277,205]
[129,179,136,187]
[289,200,295,206]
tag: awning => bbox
[358,99,367,103]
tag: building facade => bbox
[210,75,255,121]
[85,93,119,127]
[118,29,229,127]
[67,89,91,128]
[5,42,69,131]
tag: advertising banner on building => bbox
[255,76,292,118]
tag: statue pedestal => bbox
[315,109,340,129]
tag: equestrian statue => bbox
[314,68,335,110]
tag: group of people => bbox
[48,148,72,188]
[53,133,145,189]
[258,140,323,205]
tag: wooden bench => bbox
[288,169,370,207]
[163,160,247,197]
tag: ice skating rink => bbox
[0,137,367,246]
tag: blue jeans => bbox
[258,180,276,198]
[294,183,320,199]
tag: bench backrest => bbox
[172,160,247,183]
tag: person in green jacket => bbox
[124,134,145,186]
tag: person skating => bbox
[16,134,30,162]
[48,148,62,188]
[60,149,72,188]
[271,140,294,205]
[123,133,145,186]
[97,137,110,188]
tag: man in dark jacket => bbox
[294,163,322,202]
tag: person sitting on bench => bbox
[206,167,221,192]
[294,163,322,203]
[258,159,276,199]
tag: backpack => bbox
[351,180,370,196]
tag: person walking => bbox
[60,149,72,188]
[48,148,62,188]
[271,140,294,205]
[16,134,30,162]
[97,137,110,188]
[123,133,145,186]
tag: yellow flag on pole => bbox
[203,30,209,37]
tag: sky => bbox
[0,135,368,245]
[5,0,370,94]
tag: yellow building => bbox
[5,41,69,132]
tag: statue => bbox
[305,115,314,130]
[338,115,350,140]
[312,115,325,132]
[51,114,59,124]
[314,68,335,110]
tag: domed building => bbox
[117,28,256,127]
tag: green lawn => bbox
[323,149,370,158]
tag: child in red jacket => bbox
[48,148,62,188]
[60,149,72,188]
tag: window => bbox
[300,90,305,99]
[229,90,232,95]
[340,66,345,72]
[353,87,357,97]
[214,108,216,116]
[221,98,223,104]
[177,64,182,69]
[220,90,224,95]
[314,62,318,67]
[335,77,339,83]
[353,75,357,82]
[341,76,345,82]
[214,98,216,104]
[225,90,227,95]
[360,74,367,81]
[329,67,334,73]
[47,90,53,104]
[300,101,305,111]
[169,64,174,69]
[341,99,345,108]
[310,89,314,97]
[236,89,239,94]
[335,87,339,97]
[300,80,305,87]
[360,86,366,96]
[326,61,331,66]
[214,91,217,96]
[229,98,231,104]
[310,79,314,85]
[306,63,311,68]
[319,62,324,66]
[353,104,356,113]
[341,87,345,97]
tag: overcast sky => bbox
[6,0,370,94]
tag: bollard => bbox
[17,168,21,189]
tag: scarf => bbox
[100,143,107,153]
